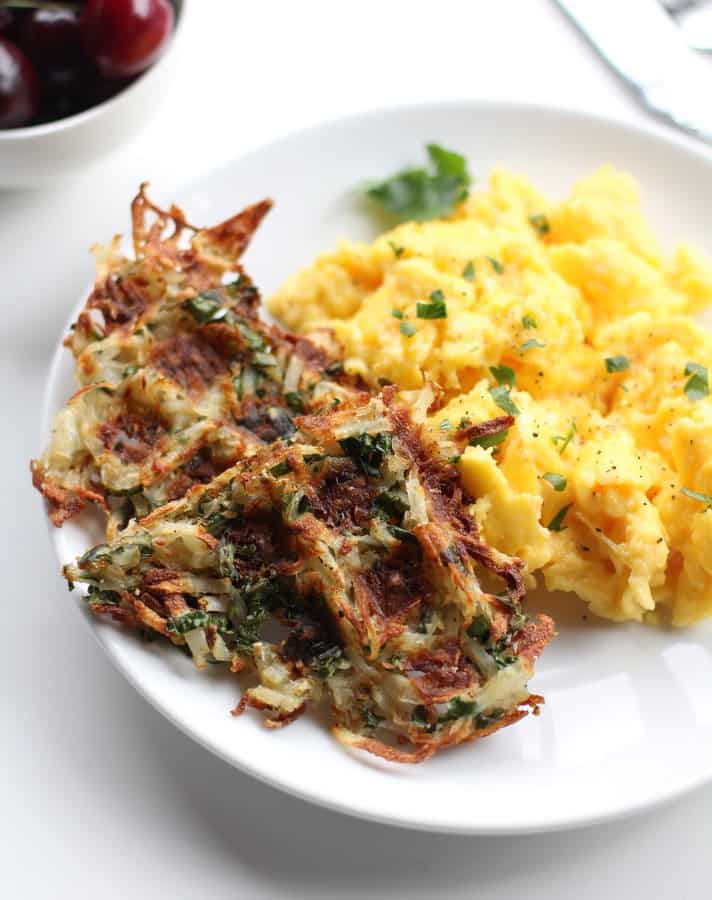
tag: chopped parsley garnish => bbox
[542,472,567,492]
[416,289,447,319]
[411,705,430,727]
[553,421,576,455]
[166,610,210,635]
[441,696,477,721]
[519,338,546,354]
[388,240,405,258]
[462,260,475,281]
[182,290,227,324]
[439,419,451,430]
[522,314,537,329]
[529,213,550,236]
[488,366,518,415]
[284,391,305,413]
[284,490,312,520]
[365,143,471,222]
[489,364,515,388]
[469,430,508,450]
[340,432,393,476]
[310,646,343,679]
[374,491,408,521]
[684,362,709,402]
[269,460,291,478]
[547,503,572,532]
[387,524,418,544]
[681,487,712,508]
[486,256,504,274]
[605,355,630,373]
[362,708,383,730]
[122,364,139,378]
[391,307,404,319]
[400,321,417,337]
[475,709,505,730]
[466,612,491,641]
[489,385,519,416]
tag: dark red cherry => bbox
[0,10,15,36]
[0,38,41,129]
[81,0,174,79]
[20,10,82,65]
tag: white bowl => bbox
[0,0,187,188]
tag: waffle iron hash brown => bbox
[35,188,553,762]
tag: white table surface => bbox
[2,1,711,897]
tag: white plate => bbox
[45,101,712,834]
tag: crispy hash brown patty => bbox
[31,185,362,538]
[64,389,553,762]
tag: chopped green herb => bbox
[605,355,629,373]
[166,610,210,635]
[447,454,462,464]
[374,491,409,522]
[529,213,550,236]
[489,364,515,388]
[388,240,405,258]
[340,432,393,476]
[522,314,537,329]
[547,503,572,532]
[543,472,567,492]
[416,289,447,319]
[684,362,709,402]
[469,430,508,450]
[284,391,305,413]
[362,708,383,730]
[391,307,404,319]
[441,696,477,721]
[310,646,343,679]
[462,260,475,281]
[182,291,226,324]
[475,709,505,729]
[411,705,429,727]
[387,524,418,544]
[486,256,504,274]
[269,460,291,478]
[519,339,546,354]
[366,143,472,222]
[681,486,712,508]
[400,320,417,337]
[122,364,139,378]
[489,385,520,416]
[466,612,491,641]
[439,419,451,431]
[553,422,576,455]
[457,417,472,430]
[284,490,312,520]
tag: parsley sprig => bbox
[366,144,472,222]
[684,362,709,402]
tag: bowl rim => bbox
[0,0,188,142]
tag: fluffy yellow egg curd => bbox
[269,167,712,626]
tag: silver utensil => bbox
[556,0,712,142]
[661,0,712,52]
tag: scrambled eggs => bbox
[269,167,712,626]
